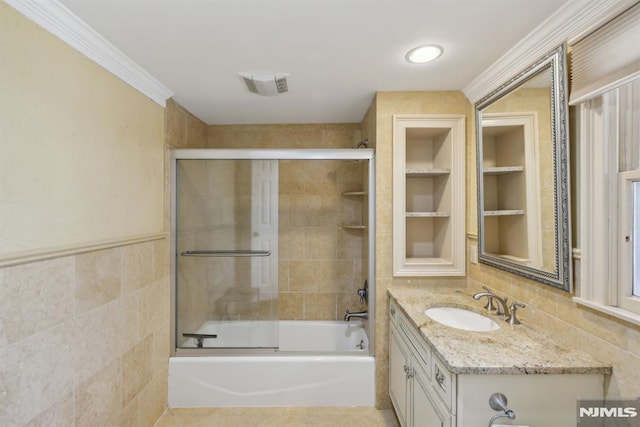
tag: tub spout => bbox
[344,310,368,322]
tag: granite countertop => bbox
[388,287,612,375]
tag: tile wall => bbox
[0,240,170,426]
[206,124,368,321]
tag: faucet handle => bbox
[506,302,525,325]
[480,287,497,311]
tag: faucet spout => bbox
[473,290,510,317]
[344,310,368,322]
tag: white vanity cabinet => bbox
[389,299,606,427]
[390,303,453,427]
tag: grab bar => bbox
[183,333,218,348]
[180,250,271,257]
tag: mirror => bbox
[475,44,571,291]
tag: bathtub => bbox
[168,320,375,407]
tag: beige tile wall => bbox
[0,4,172,426]
[207,124,368,321]
[278,159,366,320]
[0,239,170,427]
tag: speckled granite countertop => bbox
[388,287,612,376]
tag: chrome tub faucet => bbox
[344,310,368,322]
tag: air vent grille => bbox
[239,73,289,96]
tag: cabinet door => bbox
[412,362,453,427]
[389,325,411,427]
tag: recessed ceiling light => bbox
[405,45,443,64]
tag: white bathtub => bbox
[169,320,375,407]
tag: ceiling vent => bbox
[239,72,289,96]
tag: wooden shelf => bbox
[484,210,525,216]
[406,212,450,218]
[406,168,450,177]
[483,166,524,175]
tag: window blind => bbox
[569,2,640,105]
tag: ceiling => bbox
[59,0,569,125]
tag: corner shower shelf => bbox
[342,225,368,230]
[483,166,524,175]
[341,191,367,196]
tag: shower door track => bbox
[170,148,376,356]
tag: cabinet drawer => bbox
[431,353,456,413]
[399,320,431,369]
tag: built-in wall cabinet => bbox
[393,115,465,276]
[480,112,541,266]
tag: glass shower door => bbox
[175,159,279,349]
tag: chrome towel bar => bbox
[180,250,271,257]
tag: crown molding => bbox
[5,0,173,107]
[463,0,638,103]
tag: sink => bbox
[424,307,500,332]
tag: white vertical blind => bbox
[569,2,640,105]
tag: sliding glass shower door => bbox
[175,158,279,349]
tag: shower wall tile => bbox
[0,239,171,427]
[289,260,322,292]
[304,227,337,259]
[304,293,336,320]
[206,124,365,321]
[279,293,304,320]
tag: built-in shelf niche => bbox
[341,190,367,230]
[393,115,465,276]
[481,112,541,266]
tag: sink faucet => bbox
[473,288,510,318]
[344,310,368,322]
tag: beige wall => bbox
[368,91,473,408]
[0,3,165,263]
[0,3,169,426]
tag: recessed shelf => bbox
[393,114,465,277]
[406,168,450,177]
[342,225,367,230]
[406,212,450,218]
[484,210,525,216]
[483,166,524,175]
[341,191,367,196]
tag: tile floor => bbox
[154,407,400,427]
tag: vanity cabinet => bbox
[389,299,606,427]
[392,115,465,277]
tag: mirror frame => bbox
[475,44,571,291]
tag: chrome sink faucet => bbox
[473,286,510,318]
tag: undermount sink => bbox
[424,307,500,332]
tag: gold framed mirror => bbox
[475,44,571,291]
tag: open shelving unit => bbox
[393,115,466,276]
[481,112,541,266]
